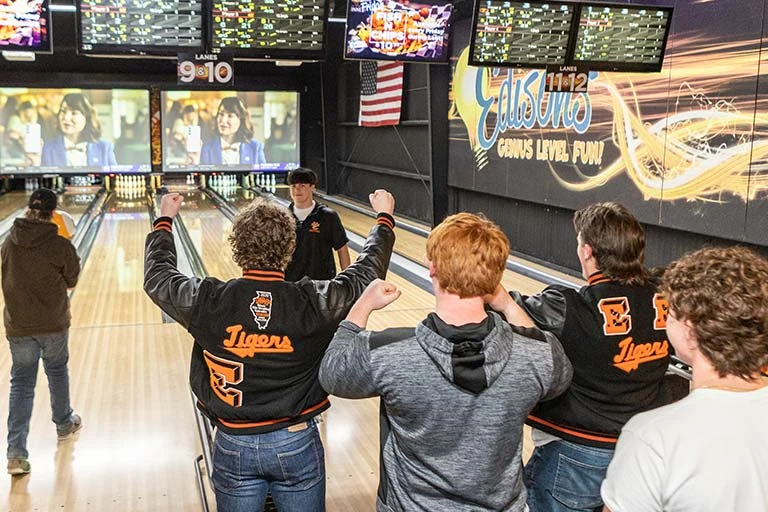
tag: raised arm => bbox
[311,190,396,325]
[143,193,206,329]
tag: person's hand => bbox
[358,279,402,311]
[484,284,513,312]
[160,193,183,218]
[484,284,535,328]
[369,189,394,215]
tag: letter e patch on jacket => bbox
[250,291,272,329]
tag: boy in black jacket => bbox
[516,203,671,512]
[144,190,395,512]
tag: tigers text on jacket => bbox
[143,213,395,435]
[514,272,671,448]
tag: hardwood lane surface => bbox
[0,193,201,510]
[0,192,30,221]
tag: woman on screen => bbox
[41,93,117,168]
[200,97,266,167]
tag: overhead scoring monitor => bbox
[469,1,575,68]
[209,0,328,59]
[77,0,204,55]
[573,3,673,72]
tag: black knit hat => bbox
[28,188,57,212]
[286,168,317,185]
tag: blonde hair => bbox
[426,212,510,298]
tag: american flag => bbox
[358,61,404,127]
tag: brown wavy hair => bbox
[229,199,295,271]
[661,246,768,378]
[426,212,510,298]
[574,202,648,285]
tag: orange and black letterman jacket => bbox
[144,213,395,435]
[513,272,670,449]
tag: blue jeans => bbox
[212,421,326,512]
[7,331,74,459]
[524,440,614,512]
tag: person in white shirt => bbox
[601,245,768,512]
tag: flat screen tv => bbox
[572,3,673,72]
[0,88,151,174]
[469,0,575,68]
[161,90,299,173]
[76,0,204,56]
[345,0,453,63]
[0,0,51,53]
[208,0,328,60]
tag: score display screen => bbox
[469,1,575,68]
[77,0,204,55]
[209,0,326,58]
[0,0,51,53]
[573,3,673,71]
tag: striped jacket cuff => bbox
[153,216,173,232]
[376,212,395,230]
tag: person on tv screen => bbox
[41,93,117,168]
[5,100,41,166]
[200,97,266,167]
[167,104,201,165]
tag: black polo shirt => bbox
[285,202,349,281]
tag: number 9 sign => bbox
[177,53,234,85]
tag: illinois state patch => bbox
[250,291,272,329]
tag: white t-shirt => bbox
[292,201,315,222]
[601,386,768,512]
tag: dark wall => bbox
[331,23,434,223]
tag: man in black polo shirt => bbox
[284,168,351,281]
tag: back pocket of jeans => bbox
[276,435,323,489]
[212,442,242,492]
[551,454,607,510]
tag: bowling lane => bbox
[0,191,30,221]
[0,192,201,511]
[69,197,163,328]
[175,189,242,280]
[58,186,102,225]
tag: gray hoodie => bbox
[320,311,572,512]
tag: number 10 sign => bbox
[177,53,234,85]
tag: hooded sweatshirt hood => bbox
[418,312,514,394]
[9,217,59,248]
